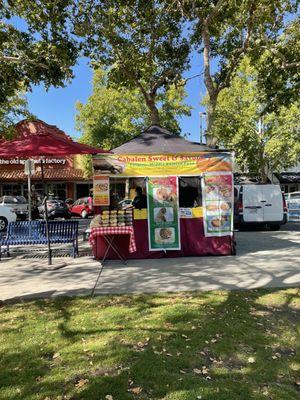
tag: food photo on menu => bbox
[219,185,232,199]
[205,184,232,201]
[154,207,174,223]
[206,214,231,231]
[153,186,177,204]
[95,182,108,191]
[154,227,176,244]
[206,201,231,214]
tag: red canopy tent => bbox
[0,119,110,264]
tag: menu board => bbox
[93,175,110,206]
[147,177,180,251]
[202,172,233,237]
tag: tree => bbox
[73,0,190,126]
[0,1,77,104]
[176,0,298,145]
[76,69,191,149]
[0,92,33,139]
[210,59,300,182]
[256,17,300,113]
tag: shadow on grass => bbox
[73,290,300,400]
[0,289,299,400]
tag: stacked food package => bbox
[90,209,133,228]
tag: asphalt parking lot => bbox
[0,222,299,301]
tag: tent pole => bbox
[41,159,52,265]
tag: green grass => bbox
[0,288,299,400]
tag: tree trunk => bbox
[258,144,268,183]
[202,22,219,147]
[206,94,218,146]
[146,95,160,126]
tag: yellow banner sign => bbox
[93,152,233,177]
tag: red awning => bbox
[0,120,110,158]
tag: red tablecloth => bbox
[91,218,233,260]
[89,226,136,253]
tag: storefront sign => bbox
[202,172,233,237]
[147,177,180,251]
[94,152,232,177]
[0,158,66,165]
[93,175,110,206]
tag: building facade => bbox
[272,163,300,193]
[0,120,92,200]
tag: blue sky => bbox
[26,51,207,143]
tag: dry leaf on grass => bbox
[52,352,60,359]
[128,386,143,395]
[247,357,256,364]
[193,368,202,375]
[105,396,114,400]
[75,378,88,388]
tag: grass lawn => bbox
[0,288,299,400]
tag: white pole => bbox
[27,170,32,221]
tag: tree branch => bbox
[218,1,256,92]
[205,0,228,25]
[281,61,300,69]
[261,43,300,70]
[0,55,48,69]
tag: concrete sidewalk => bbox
[0,224,299,301]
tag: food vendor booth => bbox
[90,125,235,260]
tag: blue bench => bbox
[0,220,79,259]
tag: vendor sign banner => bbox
[93,152,232,177]
[202,172,233,237]
[147,176,180,251]
[93,175,110,206]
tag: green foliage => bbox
[210,59,300,180]
[0,1,77,104]
[73,0,190,124]
[179,0,299,138]
[76,69,191,150]
[256,17,300,113]
[0,92,33,139]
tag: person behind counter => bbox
[132,186,147,209]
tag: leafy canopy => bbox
[256,17,300,113]
[211,58,300,181]
[0,0,77,104]
[76,69,191,150]
[73,0,190,124]
[177,0,299,140]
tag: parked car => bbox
[284,191,300,201]
[0,195,28,220]
[38,199,71,220]
[284,191,300,221]
[118,199,133,209]
[0,205,17,231]
[235,184,287,230]
[70,197,93,218]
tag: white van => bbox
[235,184,287,230]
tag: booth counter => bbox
[91,207,234,260]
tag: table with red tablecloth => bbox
[90,218,234,260]
[90,226,136,259]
